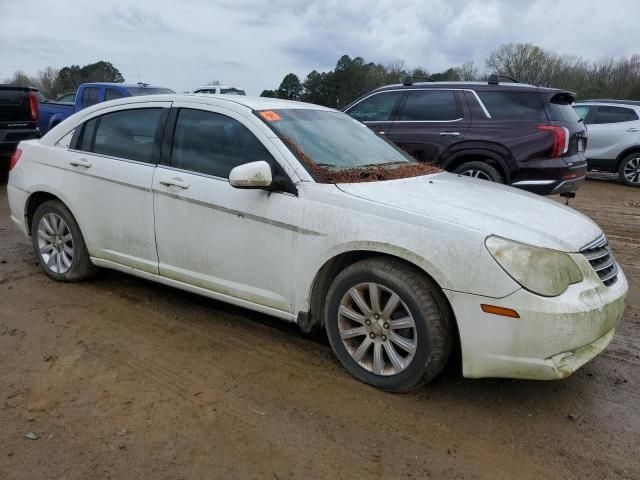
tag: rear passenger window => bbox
[397,90,461,121]
[81,88,100,108]
[347,91,403,122]
[81,109,162,163]
[477,91,547,120]
[171,109,273,178]
[105,89,125,101]
[77,118,97,151]
[592,106,639,124]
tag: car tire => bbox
[453,161,504,183]
[31,200,97,282]
[618,153,640,187]
[324,257,453,392]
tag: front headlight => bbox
[485,236,583,297]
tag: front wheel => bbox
[618,154,640,187]
[453,161,504,183]
[324,258,453,392]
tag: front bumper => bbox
[445,253,628,380]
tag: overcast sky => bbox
[1,0,639,95]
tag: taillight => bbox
[9,148,22,171]
[28,92,39,122]
[537,125,569,158]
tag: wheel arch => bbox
[443,149,511,184]
[615,146,640,170]
[24,188,78,236]
[301,247,461,362]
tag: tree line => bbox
[3,61,124,100]
[263,43,640,108]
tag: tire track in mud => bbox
[37,291,556,480]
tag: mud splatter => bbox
[282,137,442,183]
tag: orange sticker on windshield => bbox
[259,110,282,122]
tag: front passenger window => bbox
[170,109,274,178]
[346,92,403,122]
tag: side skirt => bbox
[90,258,297,322]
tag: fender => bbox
[443,149,511,183]
[24,184,81,235]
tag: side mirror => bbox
[229,161,273,189]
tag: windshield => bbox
[221,88,245,95]
[256,109,440,183]
[126,87,175,96]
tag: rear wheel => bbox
[618,154,640,187]
[31,200,96,282]
[324,257,453,392]
[453,161,504,183]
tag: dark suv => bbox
[343,76,587,195]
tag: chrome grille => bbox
[580,234,618,287]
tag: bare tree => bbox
[35,67,61,99]
[4,70,35,88]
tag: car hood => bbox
[336,172,601,252]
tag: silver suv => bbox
[573,100,640,187]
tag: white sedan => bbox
[6,95,628,392]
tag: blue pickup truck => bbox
[39,82,174,134]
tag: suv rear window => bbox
[477,91,547,120]
[545,93,581,123]
[397,90,461,121]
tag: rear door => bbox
[344,90,404,137]
[384,89,469,164]
[65,101,171,273]
[583,105,640,167]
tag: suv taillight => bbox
[537,125,569,158]
[9,148,22,171]
[28,92,39,122]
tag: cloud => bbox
[1,0,639,94]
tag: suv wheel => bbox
[31,200,97,282]
[453,161,504,183]
[324,257,452,392]
[619,154,640,187]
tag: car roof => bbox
[372,81,568,94]
[90,94,335,112]
[575,99,640,107]
[194,85,244,90]
[82,82,168,89]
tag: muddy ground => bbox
[0,177,638,480]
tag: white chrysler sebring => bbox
[7,95,628,392]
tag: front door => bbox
[385,89,469,164]
[344,90,404,139]
[152,104,303,316]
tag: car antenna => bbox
[488,74,520,85]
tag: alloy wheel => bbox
[460,169,493,181]
[337,283,417,376]
[37,213,74,274]
[623,157,640,184]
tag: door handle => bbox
[378,131,386,135]
[159,177,190,189]
[439,132,461,136]
[69,158,92,168]
[626,127,640,132]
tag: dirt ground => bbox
[0,177,638,480]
